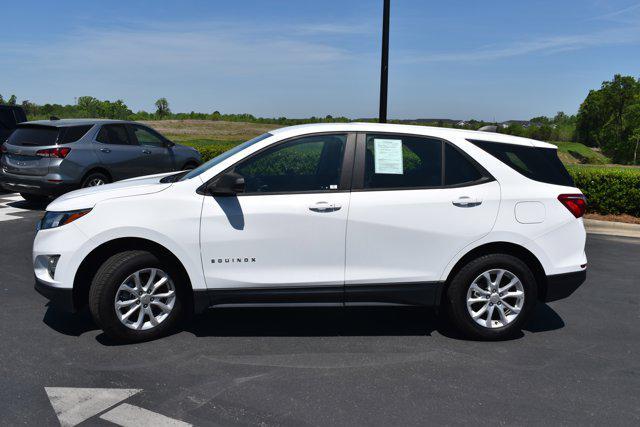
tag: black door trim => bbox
[193,282,444,312]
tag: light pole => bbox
[379,0,390,123]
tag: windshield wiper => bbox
[160,171,189,183]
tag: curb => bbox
[584,219,640,238]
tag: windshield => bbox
[179,133,273,181]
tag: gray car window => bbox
[96,125,132,145]
[132,125,165,148]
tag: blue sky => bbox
[2,0,639,120]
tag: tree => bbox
[7,95,17,106]
[155,98,170,118]
[0,94,4,104]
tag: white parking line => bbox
[0,193,41,222]
[100,403,192,427]
[45,387,141,427]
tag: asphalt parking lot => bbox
[0,192,638,426]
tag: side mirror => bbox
[165,140,175,148]
[207,171,245,196]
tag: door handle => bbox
[142,149,152,154]
[452,196,482,208]
[309,202,341,212]
[100,148,111,153]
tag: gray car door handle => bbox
[100,148,111,153]
[142,149,152,154]
[452,196,482,208]
[309,202,341,212]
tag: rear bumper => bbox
[544,269,587,302]
[34,277,75,312]
[0,172,76,196]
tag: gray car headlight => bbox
[37,209,92,231]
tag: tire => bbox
[20,193,49,204]
[89,250,188,343]
[81,172,110,188]
[446,253,538,340]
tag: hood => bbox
[47,172,175,212]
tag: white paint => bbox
[515,201,546,224]
[44,387,141,427]
[100,403,192,427]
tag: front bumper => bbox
[544,269,587,302]
[0,172,76,196]
[34,277,75,312]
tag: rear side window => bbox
[364,134,442,189]
[6,126,59,146]
[444,143,484,186]
[468,139,574,186]
[96,124,132,145]
[58,125,93,144]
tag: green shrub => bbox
[568,167,640,216]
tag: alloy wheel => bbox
[466,268,525,329]
[114,268,176,330]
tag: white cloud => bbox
[401,26,640,63]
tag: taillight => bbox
[0,144,7,154]
[36,147,71,158]
[558,194,587,218]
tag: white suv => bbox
[33,123,587,342]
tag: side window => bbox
[59,125,93,144]
[132,125,165,147]
[96,125,132,145]
[364,134,442,189]
[234,134,347,194]
[444,143,484,186]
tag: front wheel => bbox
[89,250,187,342]
[445,254,537,340]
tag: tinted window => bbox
[59,125,93,144]
[6,126,59,146]
[132,125,165,147]
[468,139,574,186]
[234,134,346,193]
[180,133,272,181]
[96,124,132,145]
[364,134,442,189]
[445,143,484,185]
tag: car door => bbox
[129,124,176,175]
[344,132,500,303]
[94,124,146,180]
[200,133,355,297]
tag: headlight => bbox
[37,209,92,231]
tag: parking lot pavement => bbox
[0,203,638,426]
[0,192,45,222]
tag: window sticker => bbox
[374,139,403,174]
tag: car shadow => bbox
[42,302,564,344]
[42,305,99,336]
[7,198,48,211]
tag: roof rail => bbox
[478,125,498,132]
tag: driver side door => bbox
[200,133,355,300]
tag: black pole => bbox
[379,0,390,123]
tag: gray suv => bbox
[0,119,201,203]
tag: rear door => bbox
[129,124,176,175]
[344,133,500,301]
[1,125,59,176]
[94,124,146,180]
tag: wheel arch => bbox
[442,241,548,303]
[80,167,113,185]
[72,237,195,313]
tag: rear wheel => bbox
[20,193,49,204]
[446,254,537,340]
[89,250,187,342]
[81,172,110,188]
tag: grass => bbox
[551,141,611,165]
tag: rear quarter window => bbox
[59,125,93,144]
[468,139,574,186]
